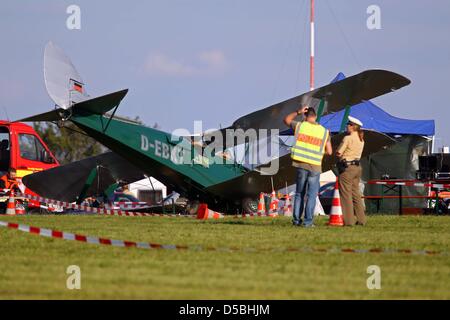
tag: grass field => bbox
[0,214,449,299]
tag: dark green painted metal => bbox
[104,183,119,200]
[103,105,119,133]
[316,99,325,123]
[339,106,351,133]
[70,114,246,190]
[76,166,98,204]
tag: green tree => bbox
[33,122,106,164]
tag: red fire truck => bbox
[0,120,59,213]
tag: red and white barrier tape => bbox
[319,184,335,196]
[0,219,447,256]
[234,212,271,218]
[108,202,150,210]
[18,193,195,218]
[369,181,450,189]
[112,201,147,205]
[19,193,280,218]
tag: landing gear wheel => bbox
[242,197,258,214]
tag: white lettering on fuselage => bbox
[140,134,183,163]
[139,123,281,174]
[141,134,148,151]
[155,140,162,157]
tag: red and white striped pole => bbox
[310,0,315,91]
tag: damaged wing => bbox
[203,69,410,143]
[22,152,146,202]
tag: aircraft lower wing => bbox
[203,70,410,143]
[22,152,146,202]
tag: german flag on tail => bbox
[73,81,83,93]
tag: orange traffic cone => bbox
[197,203,224,220]
[268,190,279,217]
[197,203,208,219]
[15,203,26,215]
[283,193,292,217]
[6,189,16,215]
[257,192,266,216]
[328,179,344,226]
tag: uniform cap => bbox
[347,116,363,127]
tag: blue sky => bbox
[1,0,449,149]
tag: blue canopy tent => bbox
[280,72,436,213]
[319,72,435,136]
[320,99,435,136]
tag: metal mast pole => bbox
[310,0,315,91]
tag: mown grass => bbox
[0,214,449,299]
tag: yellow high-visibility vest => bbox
[291,121,329,166]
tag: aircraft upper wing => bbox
[22,152,146,202]
[203,70,410,142]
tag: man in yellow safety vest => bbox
[284,106,332,227]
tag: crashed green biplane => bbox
[20,42,411,213]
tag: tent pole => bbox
[431,135,435,154]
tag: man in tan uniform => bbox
[336,116,366,226]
